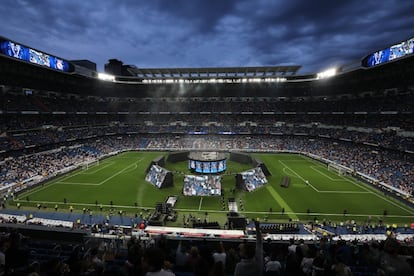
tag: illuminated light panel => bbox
[317,68,337,79]
[97,73,115,81]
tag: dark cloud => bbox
[146,0,239,33]
[0,0,413,73]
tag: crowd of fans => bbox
[0,146,100,187]
[1,135,413,197]
[0,121,414,155]
[1,90,413,114]
[0,222,413,275]
[0,90,413,154]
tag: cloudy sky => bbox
[1,0,413,73]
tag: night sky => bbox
[1,0,413,73]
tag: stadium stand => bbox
[0,37,414,275]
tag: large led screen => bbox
[363,37,414,67]
[189,159,226,173]
[0,40,71,72]
[183,175,221,196]
[145,164,168,188]
[241,167,268,192]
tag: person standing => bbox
[234,220,263,276]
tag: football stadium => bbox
[0,35,413,275]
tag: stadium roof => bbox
[127,65,301,79]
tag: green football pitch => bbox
[15,151,414,226]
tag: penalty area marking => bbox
[301,158,414,214]
[81,162,115,175]
[58,159,142,186]
[310,166,343,181]
[19,168,92,198]
[20,159,143,198]
[280,161,370,194]
[282,167,300,180]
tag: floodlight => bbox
[97,73,115,82]
[317,68,337,79]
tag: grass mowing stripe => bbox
[15,152,414,225]
[266,186,298,221]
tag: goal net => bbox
[81,158,99,170]
[327,163,350,176]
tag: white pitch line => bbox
[19,182,56,198]
[198,197,203,211]
[282,167,299,179]
[58,158,142,186]
[19,163,96,197]
[96,159,142,186]
[56,182,101,186]
[22,158,143,198]
[317,190,370,194]
[12,199,414,219]
[310,166,343,181]
[122,163,138,174]
[304,157,414,214]
[281,161,371,194]
[81,162,114,175]
[54,167,85,182]
[341,175,414,214]
[279,160,320,192]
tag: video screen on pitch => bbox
[241,167,268,192]
[183,175,221,196]
[145,164,168,188]
[189,160,226,173]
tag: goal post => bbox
[81,158,99,170]
[327,163,351,176]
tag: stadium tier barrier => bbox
[1,211,413,243]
